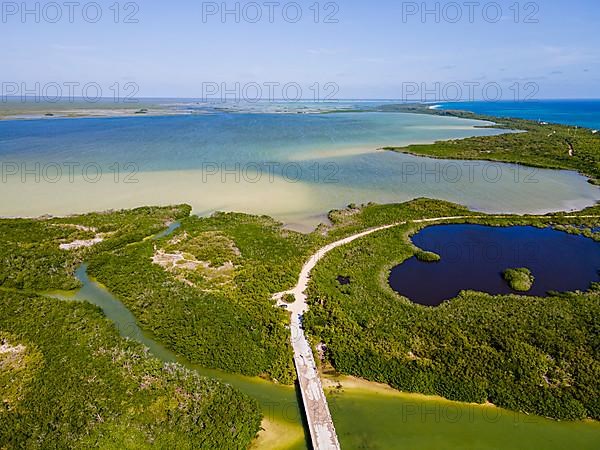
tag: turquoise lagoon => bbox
[1,111,599,230]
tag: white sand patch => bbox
[0,342,26,355]
[59,236,104,250]
[152,249,202,271]
[57,223,105,250]
[152,249,235,288]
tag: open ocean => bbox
[439,100,600,130]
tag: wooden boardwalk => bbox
[289,311,341,449]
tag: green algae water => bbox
[326,381,600,449]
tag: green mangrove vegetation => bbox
[0,292,261,449]
[0,205,191,292]
[304,200,600,422]
[553,224,600,241]
[86,212,321,383]
[415,250,441,263]
[0,206,317,384]
[281,293,296,304]
[504,268,535,292]
[2,197,600,449]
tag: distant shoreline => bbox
[0,107,187,121]
[3,99,600,125]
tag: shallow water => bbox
[389,225,600,306]
[326,378,600,450]
[151,221,181,240]
[1,112,599,230]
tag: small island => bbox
[503,268,535,292]
[415,250,441,262]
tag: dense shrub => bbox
[0,293,261,449]
[304,212,600,421]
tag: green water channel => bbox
[327,385,600,449]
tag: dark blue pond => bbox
[389,225,600,307]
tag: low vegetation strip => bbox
[380,104,600,185]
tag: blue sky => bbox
[3,0,600,99]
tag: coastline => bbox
[0,164,598,233]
